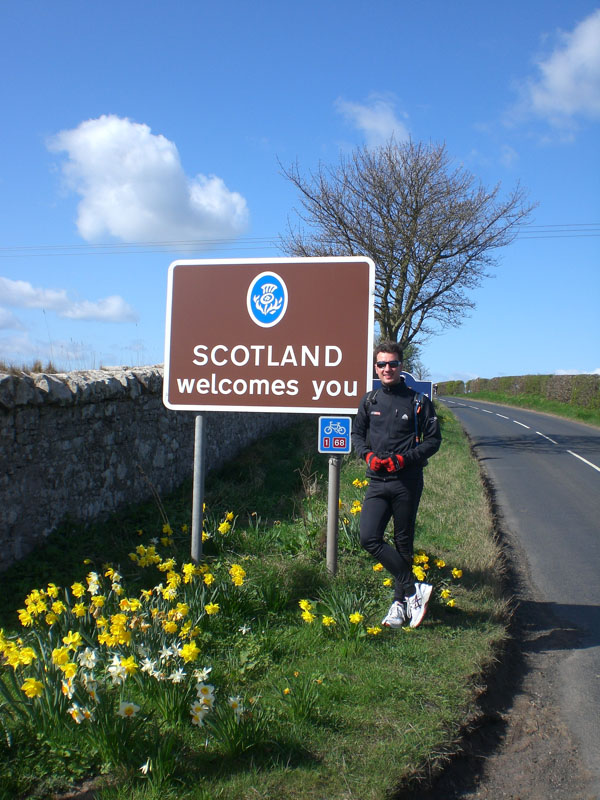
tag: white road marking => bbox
[536,431,558,444]
[513,420,530,429]
[469,405,479,409]
[481,409,494,414]
[567,450,600,473]
[496,413,509,419]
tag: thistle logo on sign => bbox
[247,272,288,327]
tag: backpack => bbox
[364,389,424,444]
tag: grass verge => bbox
[0,404,507,800]
[455,390,600,427]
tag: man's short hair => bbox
[375,340,403,362]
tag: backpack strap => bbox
[365,389,379,412]
[413,392,424,443]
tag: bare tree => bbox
[280,140,535,348]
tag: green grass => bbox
[453,390,600,427]
[0,406,507,800]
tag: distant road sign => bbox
[318,416,352,454]
[164,257,375,414]
[372,371,433,398]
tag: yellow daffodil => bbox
[62,631,83,650]
[73,603,87,618]
[17,608,34,627]
[180,640,201,662]
[205,603,220,615]
[52,646,70,666]
[60,662,78,678]
[349,612,364,624]
[121,656,138,675]
[21,678,44,698]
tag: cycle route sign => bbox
[318,416,352,454]
[164,257,375,414]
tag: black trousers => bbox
[359,472,424,601]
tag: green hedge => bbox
[437,374,600,410]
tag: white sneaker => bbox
[381,600,407,628]
[406,583,432,628]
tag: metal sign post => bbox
[326,456,341,574]
[190,413,207,563]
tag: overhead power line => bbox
[0,224,598,258]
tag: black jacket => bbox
[351,381,442,477]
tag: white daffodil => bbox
[169,668,186,684]
[139,758,151,775]
[193,666,212,681]
[196,681,215,699]
[78,647,98,670]
[140,657,157,674]
[228,695,244,719]
[158,645,173,662]
[117,701,140,718]
[107,657,127,685]
[68,703,84,723]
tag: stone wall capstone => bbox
[0,366,300,571]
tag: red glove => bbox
[365,452,384,470]
[383,454,404,472]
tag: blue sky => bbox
[1,0,598,383]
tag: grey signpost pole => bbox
[191,413,207,563]
[326,455,341,574]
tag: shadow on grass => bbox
[180,734,321,785]
[0,419,329,631]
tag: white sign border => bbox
[163,256,375,414]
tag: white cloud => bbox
[62,296,138,322]
[0,307,25,330]
[335,94,410,147]
[555,367,600,375]
[522,9,600,124]
[0,277,138,323]
[48,114,249,243]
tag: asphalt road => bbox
[439,397,600,794]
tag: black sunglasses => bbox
[376,360,401,369]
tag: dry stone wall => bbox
[0,366,299,571]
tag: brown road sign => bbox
[163,257,374,413]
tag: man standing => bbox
[351,341,442,628]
